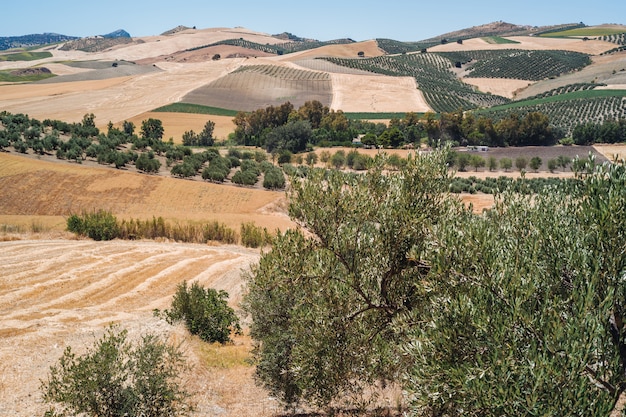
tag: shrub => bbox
[231,169,258,186]
[515,156,529,171]
[241,222,273,248]
[66,210,119,241]
[41,325,190,417]
[263,166,286,189]
[160,281,241,344]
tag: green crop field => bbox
[153,103,239,116]
[481,36,520,44]
[540,27,626,37]
[0,69,56,82]
[0,51,53,61]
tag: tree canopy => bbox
[244,150,626,415]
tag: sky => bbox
[2,0,625,41]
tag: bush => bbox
[66,210,119,241]
[160,281,241,344]
[241,222,273,248]
[41,325,190,417]
[231,169,258,186]
[263,166,286,189]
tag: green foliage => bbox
[515,155,529,171]
[530,155,543,172]
[240,222,273,248]
[231,169,258,186]
[66,210,119,241]
[246,150,626,415]
[135,152,161,173]
[262,166,286,189]
[140,118,164,142]
[161,281,241,344]
[265,120,313,153]
[153,103,238,117]
[243,151,454,408]
[0,69,56,82]
[202,156,231,182]
[40,325,190,417]
[0,51,52,61]
[404,157,626,416]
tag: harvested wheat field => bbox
[0,59,244,125]
[462,77,532,99]
[330,73,431,112]
[0,238,284,417]
[0,153,293,232]
[280,39,385,60]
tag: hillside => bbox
[0,22,625,139]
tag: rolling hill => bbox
[1,22,625,139]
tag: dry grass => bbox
[429,36,617,55]
[280,40,385,61]
[463,77,532,99]
[0,152,293,233]
[330,73,432,112]
[118,111,236,142]
[0,238,281,417]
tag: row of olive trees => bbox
[243,150,626,415]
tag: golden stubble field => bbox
[0,150,297,416]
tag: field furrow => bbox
[0,239,273,417]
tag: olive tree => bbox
[244,148,626,416]
[243,150,455,409]
[404,156,626,416]
[41,325,191,417]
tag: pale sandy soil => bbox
[66,27,286,63]
[330,73,432,112]
[595,84,626,90]
[0,238,283,417]
[0,60,244,124]
[593,143,626,161]
[34,63,95,76]
[462,77,532,98]
[429,36,617,55]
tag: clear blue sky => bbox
[2,0,624,41]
